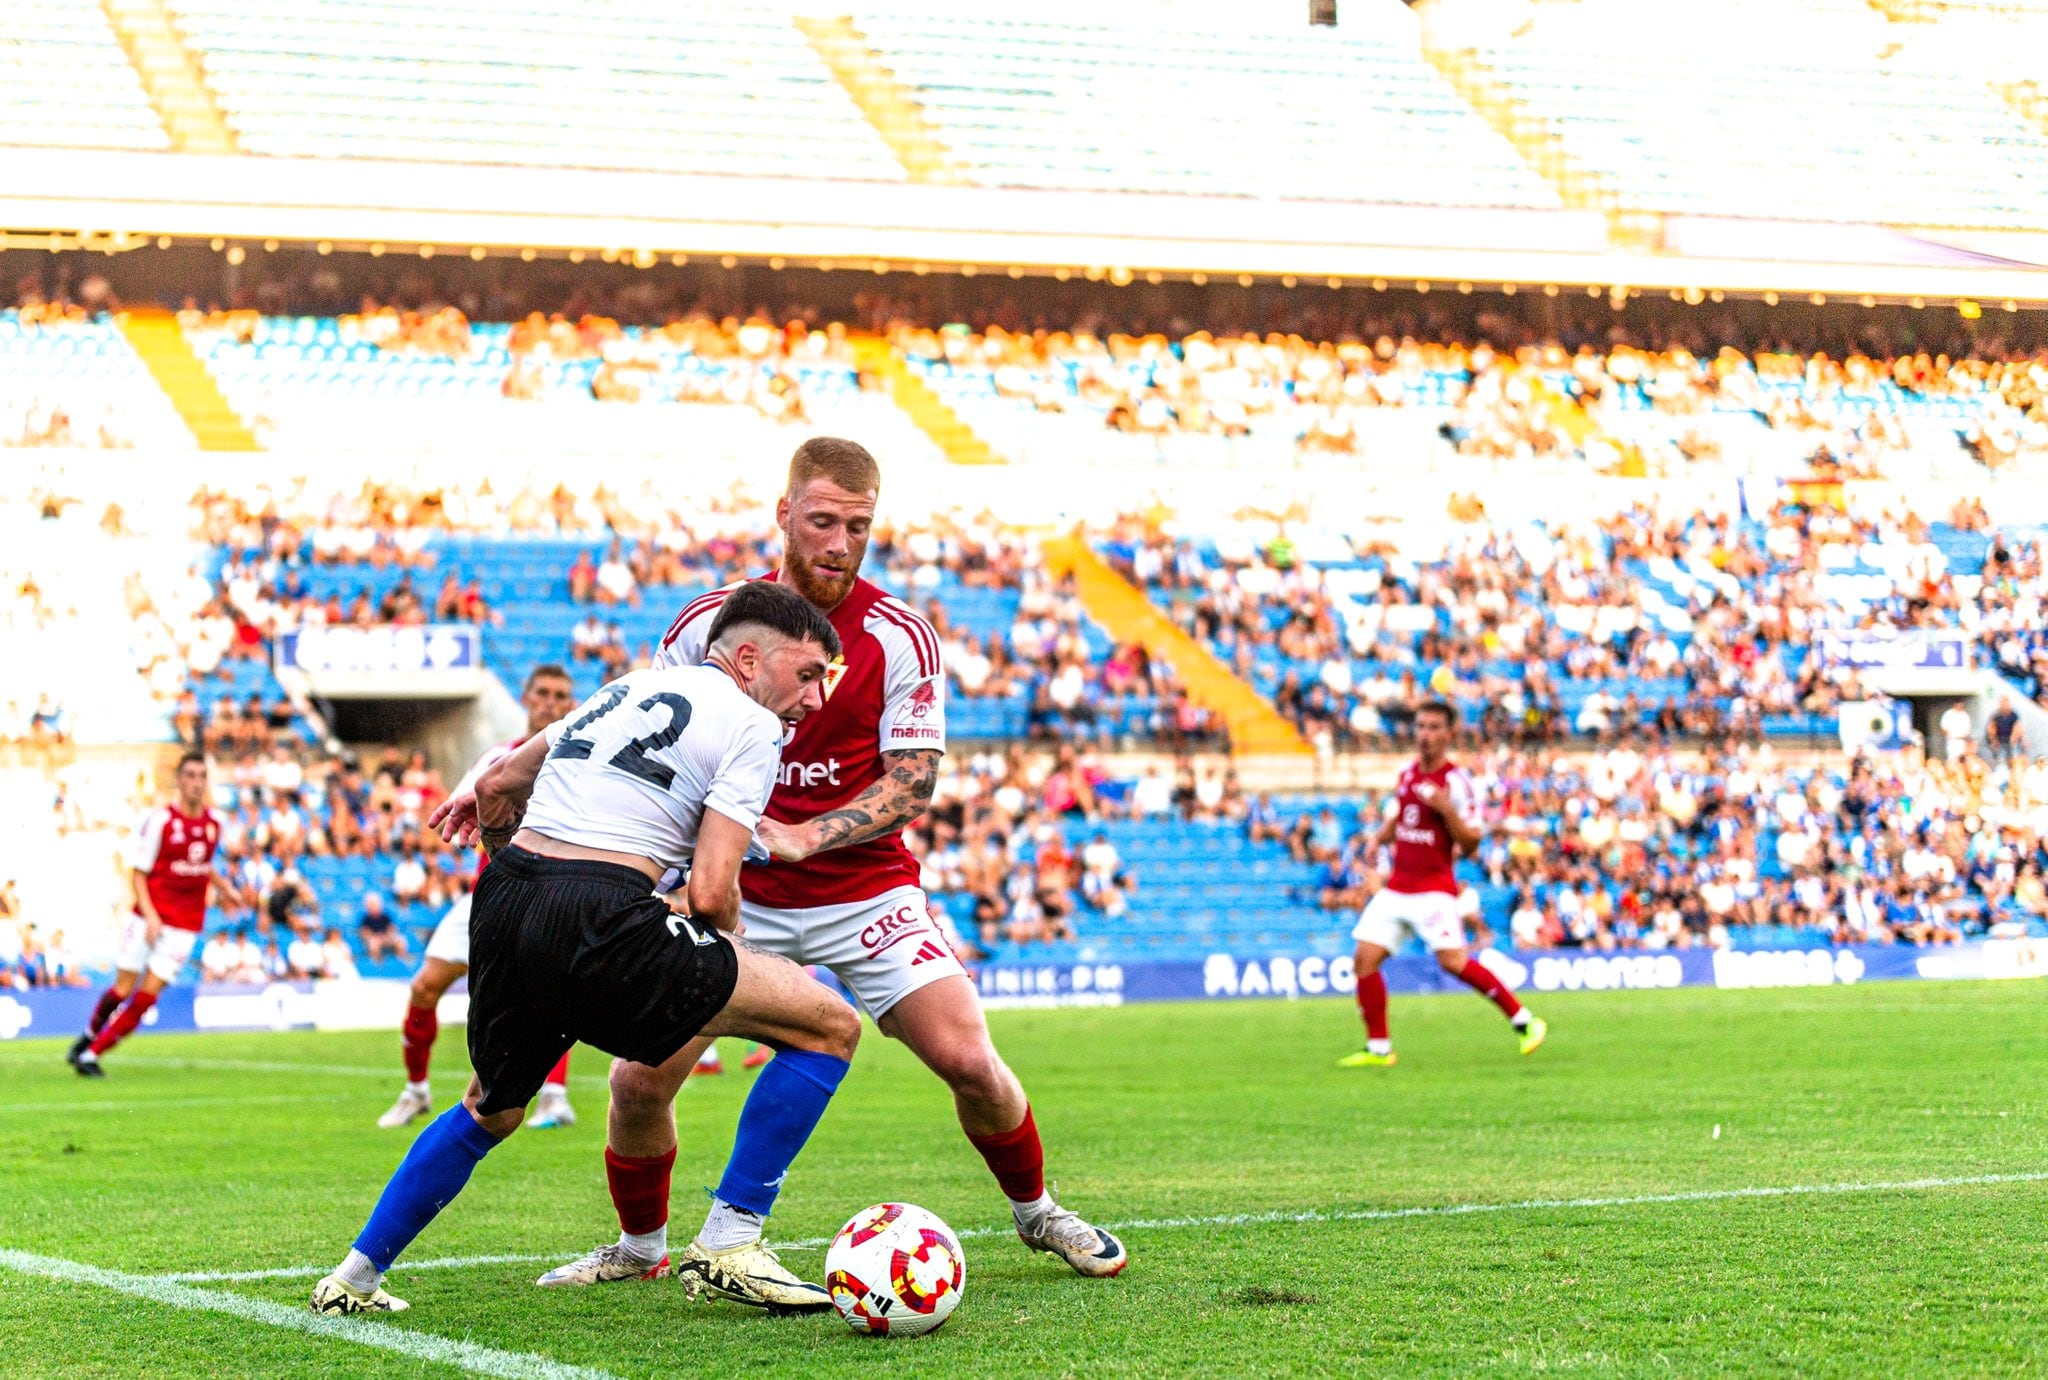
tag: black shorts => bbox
[466,845,739,1117]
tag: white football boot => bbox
[375,1085,431,1129]
[1018,1191,1129,1278]
[536,1242,671,1287]
[674,1239,832,1314]
[528,1087,576,1130]
[310,1274,409,1314]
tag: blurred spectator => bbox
[356,892,409,963]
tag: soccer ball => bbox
[824,1202,965,1337]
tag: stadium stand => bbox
[894,317,2048,475]
[1467,0,2048,228]
[165,0,906,180]
[2,0,169,151]
[854,6,1559,206]
[907,736,2048,970]
[1,309,197,452]
[1097,487,2048,753]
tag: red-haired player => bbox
[69,752,222,1076]
[1339,700,1546,1068]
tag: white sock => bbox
[1510,1010,1532,1030]
[1009,1191,1055,1231]
[540,1082,568,1100]
[1367,1038,1392,1056]
[619,1226,666,1263]
[77,1049,99,1064]
[696,1049,723,1071]
[405,1079,429,1097]
[337,1249,381,1294]
[696,1198,763,1252]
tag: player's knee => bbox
[609,1059,678,1110]
[799,998,861,1063]
[930,1035,1007,1105]
[408,973,442,1007]
[1435,948,1466,973]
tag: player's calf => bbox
[666,946,855,1309]
[313,1083,523,1315]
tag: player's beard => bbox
[783,551,857,610]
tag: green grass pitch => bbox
[2,980,2045,1377]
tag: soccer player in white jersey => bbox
[455,438,1126,1291]
[312,583,857,1316]
[1340,699,1547,1068]
[378,664,578,1130]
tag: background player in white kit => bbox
[1340,700,1547,1068]
[315,583,859,1316]
[378,664,579,1130]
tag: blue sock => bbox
[712,1048,849,1216]
[352,1104,501,1271]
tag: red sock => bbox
[89,989,157,1056]
[966,1105,1045,1204]
[544,1051,571,1089]
[606,1146,676,1235]
[1355,969,1390,1041]
[401,1003,437,1083]
[87,986,124,1036]
[1456,958,1524,1021]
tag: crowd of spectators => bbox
[1103,487,2047,750]
[888,298,2048,473]
[184,741,476,979]
[1428,737,2033,949]
[0,879,89,990]
[6,276,142,450]
[911,727,2048,957]
[909,745,1213,953]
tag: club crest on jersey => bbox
[821,656,848,702]
[907,679,937,718]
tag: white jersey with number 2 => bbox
[520,664,783,872]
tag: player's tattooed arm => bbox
[758,749,939,862]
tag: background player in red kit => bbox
[69,751,222,1076]
[378,664,579,1129]
[1340,700,1547,1068]
[442,438,1126,1292]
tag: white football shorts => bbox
[115,914,200,984]
[1352,888,1466,953]
[740,885,966,1020]
[424,892,471,966]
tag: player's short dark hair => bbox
[1416,699,1457,726]
[787,436,880,498]
[708,581,842,660]
[176,750,207,771]
[523,663,571,690]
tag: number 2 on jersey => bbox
[549,687,694,790]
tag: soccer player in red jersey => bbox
[377,665,580,1130]
[437,438,1126,1295]
[1339,700,1547,1068]
[69,751,222,1076]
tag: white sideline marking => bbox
[167,1253,555,1284]
[161,1169,2048,1284]
[120,1055,613,1090]
[0,1248,620,1380]
[0,1094,357,1115]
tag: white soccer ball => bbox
[824,1202,965,1337]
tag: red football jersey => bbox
[129,804,221,932]
[656,573,946,909]
[1385,759,1476,896]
